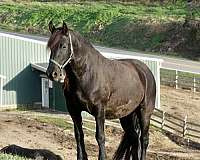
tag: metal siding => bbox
[52,82,67,112]
[0,34,49,106]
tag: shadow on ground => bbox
[164,130,200,150]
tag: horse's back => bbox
[122,59,156,107]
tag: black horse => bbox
[46,21,156,160]
[0,144,62,160]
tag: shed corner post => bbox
[156,60,162,109]
[0,75,6,107]
[0,78,2,107]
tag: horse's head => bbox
[46,21,73,83]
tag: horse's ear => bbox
[49,20,55,34]
[62,21,69,35]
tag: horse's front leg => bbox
[71,115,88,160]
[95,108,106,160]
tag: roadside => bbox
[1,30,200,74]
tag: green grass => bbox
[35,116,73,130]
[35,115,95,136]
[161,68,200,79]
[0,154,30,160]
[36,115,96,130]
[0,1,199,60]
[0,1,197,36]
[161,68,200,89]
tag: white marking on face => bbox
[58,75,65,83]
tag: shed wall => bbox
[0,33,49,106]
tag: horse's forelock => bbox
[47,30,63,50]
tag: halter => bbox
[49,32,74,71]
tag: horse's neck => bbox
[71,33,105,79]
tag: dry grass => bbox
[160,85,200,124]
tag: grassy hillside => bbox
[0,1,199,60]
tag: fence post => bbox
[193,77,196,92]
[161,111,165,129]
[183,115,188,138]
[175,70,178,89]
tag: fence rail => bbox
[161,68,200,92]
[151,108,200,141]
[82,107,200,142]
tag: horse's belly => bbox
[104,81,144,119]
[105,98,142,119]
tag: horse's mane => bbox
[47,28,93,50]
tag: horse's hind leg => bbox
[138,102,155,160]
[113,111,141,160]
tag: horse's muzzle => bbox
[46,68,65,83]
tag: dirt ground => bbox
[0,86,200,160]
[160,85,200,124]
[0,111,200,160]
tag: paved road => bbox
[1,30,200,74]
[95,46,200,74]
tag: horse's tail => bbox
[113,112,141,160]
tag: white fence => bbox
[151,108,200,140]
[161,68,200,92]
[82,107,200,143]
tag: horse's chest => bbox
[75,89,91,109]
[74,82,110,113]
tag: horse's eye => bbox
[62,46,67,49]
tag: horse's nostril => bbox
[52,72,57,78]
[60,73,62,77]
